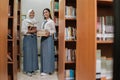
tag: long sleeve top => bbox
[41,18,56,35]
[21,19,38,35]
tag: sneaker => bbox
[26,72,32,77]
[40,73,48,76]
[32,71,37,75]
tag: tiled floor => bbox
[17,71,58,80]
[18,56,58,80]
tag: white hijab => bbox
[25,9,38,24]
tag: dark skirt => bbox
[23,35,39,73]
[40,36,55,73]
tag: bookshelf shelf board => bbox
[98,0,112,2]
[8,61,14,64]
[97,0,113,5]
[65,40,76,42]
[101,77,112,80]
[97,40,113,44]
[65,61,75,64]
[18,9,20,11]
[65,18,76,20]
[17,38,20,41]
[17,54,21,56]
[17,24,20,26]
[54,9,59,12]
[8,39,13,41]
[55,24,59,27]
[8,16,14,18]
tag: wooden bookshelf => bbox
[17,0,21,72]
[51,0,59,72]
[97,40,113,44]
[0,0,18,80]
[0,0,8,80]
[97,0,113,80]
[65,61,75,64]
[8,16,14,18]
[65,18,76,20]
[7,0,18,80]
[98,0,113,2]
[59,0,76,79]
[8,39,13,41]
[65,40,76,42]
[8,62,14,64]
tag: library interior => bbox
[0,0,120,80]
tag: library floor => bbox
[17,71,58,80]
[17,56,58,80]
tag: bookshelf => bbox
[96,0,113,80]
[7,0,18,80]
[0,0,8,80]
[59,0,76,80]
[17,0,21,72]
[51,0,59,70]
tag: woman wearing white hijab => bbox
[21,9,39,76]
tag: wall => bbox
[21,0,51,25]
[21,0,51,55]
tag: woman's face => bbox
[29,10,35,19]
[43,10,50,19]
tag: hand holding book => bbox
[37,29,50,37]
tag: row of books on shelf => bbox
[54,17,59,26]
[54,2,59,11]
[53,32,58,40]
[54,46,58,55]
[96,49,113,80]
[8,2,21,16]
[8,28,20,39]
[7,52,12,61]
[66,48,76,62]
[65,69,75,80]
[65,6,76,19]
[97,16,114,41]
[65,27,76,40]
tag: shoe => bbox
[49,73,53,75]
[32,71,37,75]
[41,73,48,76]
[26,72,32,77]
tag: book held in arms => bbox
[97,16,114,41]
[65,26,76,40]
[37,29,48,37]
[96,49,113,80]
[65,69,75,80]
[65,6,76,19]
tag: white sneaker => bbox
[41,73,48,76]
[26,72,32,77]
